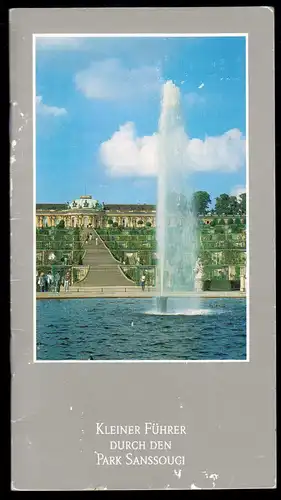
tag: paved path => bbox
[79,230,133,287]
[37,288,246,300]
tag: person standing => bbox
[43,273,49,292]
[38,272,45,292]
[54,272,61,294]
[141,273,146,291]
[95,237,99,246]
[64,271,71,292]
[47,271,53,291]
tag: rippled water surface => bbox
[36,298,246,361]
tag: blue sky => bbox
[36,36,246,205]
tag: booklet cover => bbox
[10,7,276,490]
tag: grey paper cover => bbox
[10,7,276,491]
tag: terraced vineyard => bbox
[36,216,246,288]
[96,217,246,287]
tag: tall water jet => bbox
[156,81,199,312]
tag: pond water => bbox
[36,297,247,361]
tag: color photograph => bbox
[35,35,247,361]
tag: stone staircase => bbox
[77,230,134,287]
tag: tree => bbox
[137,220,144,225]
[72,227,83,264]
[57,219,65,229]
[215,194,230,215]
[146,221,152,227]
[210,218,218,226]
[228,196,239,215]
[238,193,246,215]
[112,222,118,228]
[107,219,113,226]
[192,191,211,215]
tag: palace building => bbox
[36,194,243,229]
[36,195,157,229]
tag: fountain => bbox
[156,81,199,313]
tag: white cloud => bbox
[36,96,67,117]
[100,122,158,176]
[36,37,84,50]
[74,59,162,101]
[230,184,246,198]
[100,122,246,177]
[186,129,245,172]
